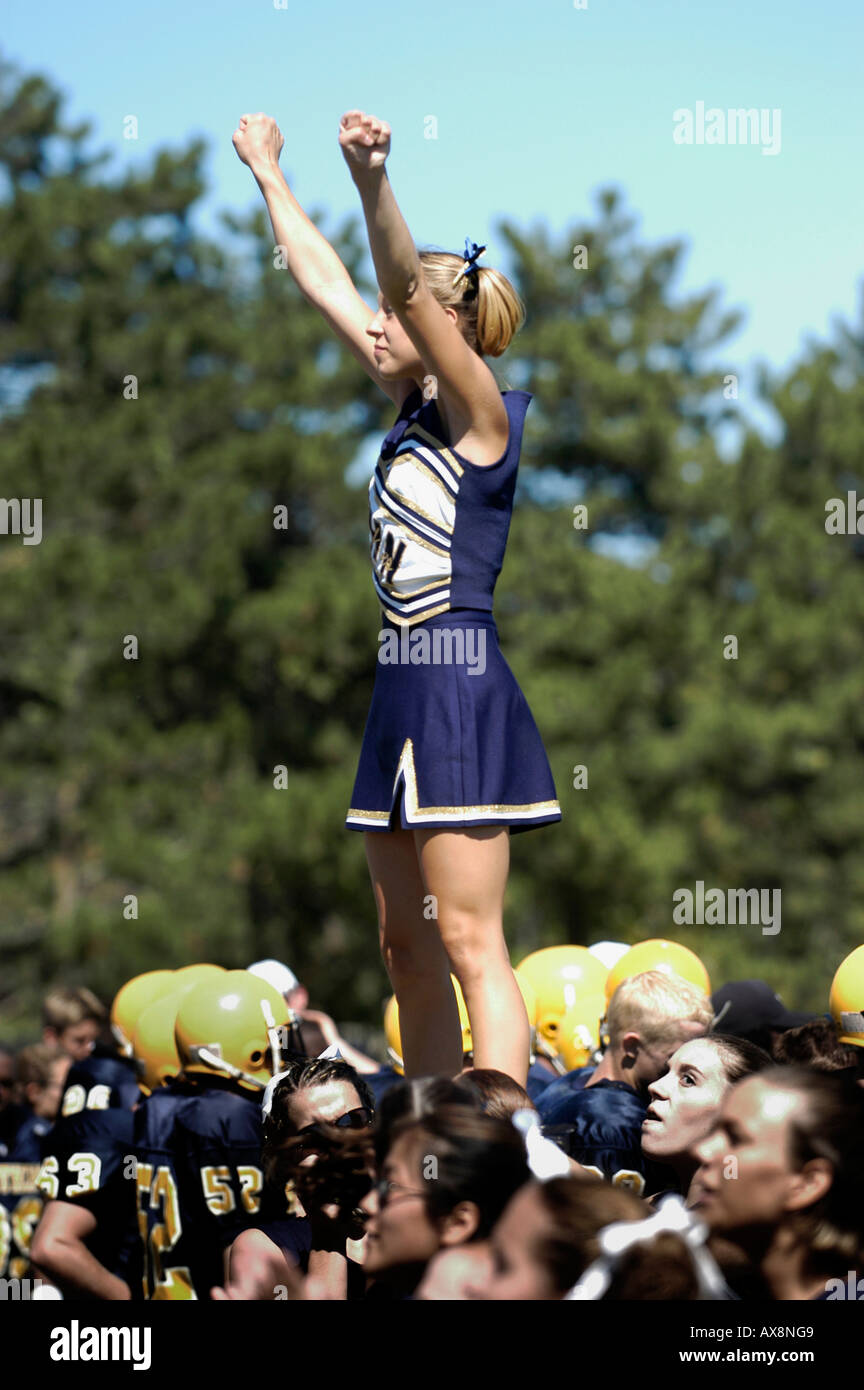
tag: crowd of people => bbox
[1,939,863,1302]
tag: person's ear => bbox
[620,1032,641,1066]
[43,1026,58,1047]
[438,1200,481,1247]
[785,1158,833,1213]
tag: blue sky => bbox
[4,0,863,446]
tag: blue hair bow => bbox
[452,237,487,288]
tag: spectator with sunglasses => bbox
[216,1057,375,1299]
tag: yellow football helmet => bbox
[383,994,404,1075]
[174,970,290,1091]
[172,963,226,987]
[111,970,176,1056]
[132,993,185,1091]
[516,973,537,1028]
[829,944,864,1048]
[604,939,711,1001]
[516,946,608,1070]
[384,975,473,1073]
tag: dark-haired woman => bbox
[469,1176,704,1301]
[213,1058,374,1300]
[689,1066,864,1299]
[360,1103,531,1299]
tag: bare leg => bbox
[364,827,462,1078]
[412,826,529,1087]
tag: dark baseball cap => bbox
[711,980,815,1038]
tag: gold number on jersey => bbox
[61,1084,86,1118]
[237,1165,263,1215]
[201,1165,235,1215]
[136,1160,195,1300]
[10,1195,44,1277]
[61,1083,112,1117]
[36,1156,60,1200]
[0,1204,10,1276]
[610,1169,646,1196]
[65,1152,102,1197]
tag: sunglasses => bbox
[293,1106,373,1139]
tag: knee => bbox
[380,931,440,984]
[438,911,508,979]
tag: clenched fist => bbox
[232,112,284,171]
[338,110,390,176]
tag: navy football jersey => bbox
[36,1106,142,1297]
[134,1077,266,1300]
[0,1109,53,1279]
[0,1103,27,1160]
[363,1067,404,1106]
[59,1047,141,1116]
[525,1059,561,1103]
[0,1152,44,1282]
[538,1077,654,1194]
[254,1215,313,1270]
[532,1064,595,1112]
[8,1110,53,1163]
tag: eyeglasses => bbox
[373,1177,427,1210]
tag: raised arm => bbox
[232,112,405,406]
[339,110,508,451]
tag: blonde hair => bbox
[42,985,105,1032]
[17,1042,66,1090]
[418,249,525,358]
[606,970,713,1049]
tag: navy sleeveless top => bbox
[368,385,533,627]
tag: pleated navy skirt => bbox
[346,609,561,835]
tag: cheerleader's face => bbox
[642,1038,730,1160]
[368,293,459,383]
[468,1182,561,1301]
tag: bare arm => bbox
[233,112,404,405]
[213,1226,298,1300]
[340,110,508,452]
[31,1200,131,1301]
[300,1009,380,1073]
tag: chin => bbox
[640,1127,667,1159]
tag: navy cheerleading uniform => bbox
[346,384,561,835]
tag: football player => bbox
[134,970,291,1300]
[29,969,178,1299]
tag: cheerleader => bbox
[234,110,561,1088]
